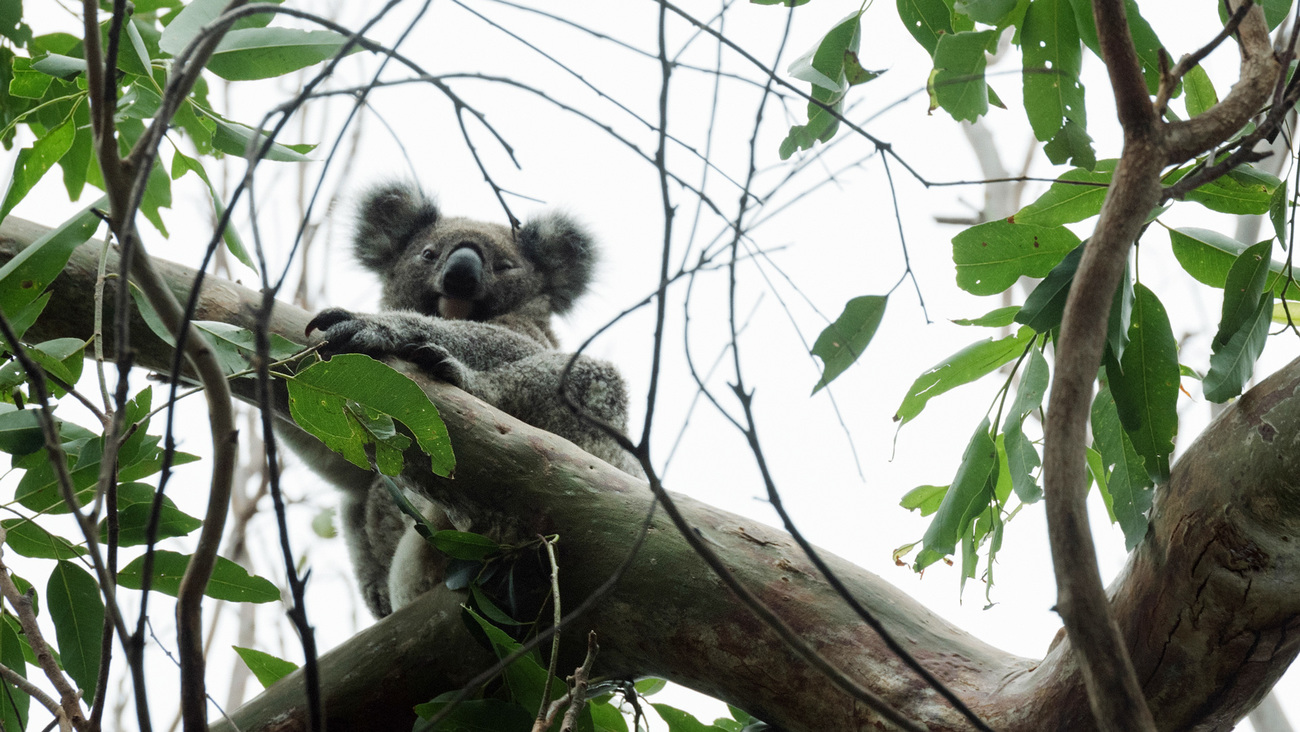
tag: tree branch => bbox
[5,220,1300,731]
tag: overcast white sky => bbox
[6,1,1300,729]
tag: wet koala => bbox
[282,182,642,618]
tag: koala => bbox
[280,182,643,618]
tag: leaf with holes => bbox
[811,295,887,394]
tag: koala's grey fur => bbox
[278,182,642,618]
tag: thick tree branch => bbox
[1043,2,1280,730]
[4,220,1300,731]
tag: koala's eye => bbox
[494,258,518,272]
[420,249,437,262]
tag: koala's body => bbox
[279,182,641,618]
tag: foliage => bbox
[788,0,1300,594]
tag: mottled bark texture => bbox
[3,220,1298,731]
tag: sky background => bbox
[6,0,1300,729]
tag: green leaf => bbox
[1104,285,1179,483]
[1107,261,1135,362]
[0,1,33,47]
[1002,346,1048,432]
[915,419,997,569]
[0,613,29,732]
[1169,227,1300,299]
[1002,423,1042,503]
[0,106,77,224]
[787,13,861,94]
[30,53,85,78]
[59,101,92,199]
[1173,162,1280,216]
[897,0,956,56]
[1013,241,1083,332]
[953,0,1017,23]
[202,109,315,162]
[193,321,302,374]
[929,30,995,122]
[1067,0,1164,94]
[462,608,555,712]
[158,0,281,56]
[952,219,1081,296]
[653,704,717,732]
[1182,64,1218,118]
[1042,117,1096,169]
[1013,162,1113,227]
[1,518,87,559]
[47,560,104,704]
[233,646,299,689]
[118,550,280,603]
[1219,0,1294,30]
[99,482,204,546]
[0,404,45,455]
[1091,386,1153,549]
[810,294,887,394]
[1022,0,1085,142]
[206,28,357,81]
[1204,292,1273,403]
[170,150,256,270]
[413,697,534,730]
[430,530,500,561]
[636,678,668,696]
[951,305,1019,327]
[1214,240,1274,349]
[285,353,454,477]
[900,484,948,516]
[1269,180,1288,245]
[895,327,1033,426]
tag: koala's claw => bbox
[306,307,357,337]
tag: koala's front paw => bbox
[306,309,470,389]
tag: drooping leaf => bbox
[915,419,997,570]
[1107,261,1135,362]
[0,614,29,732]
[117,550,280,603]
[170,150,256,271]
[895,327,1034,427]
[811,294,887,394]
[233,646,299,689]
[1213,239,1274,349]
[1104,285,1179,484]
[1091,386,1154,550]
[1204,292,1273,403]
[202,109,315,162]
[1269,180,1288,245]
[1042,117,1096,169]
[158,0,282,56]
[1022,0,1085,142]
[1013,241,1083,332]
[47,560,104,704]
[929,30,995,122]
[1182,64,1218,118]
[0,107,77,224]
[1002,423,1042,503]
[286,354,453,476]
[1013,162,1113,226]
[0,405,44,455]
[952,219,1081,296]
[462,608,555,712]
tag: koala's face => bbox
[386,217,541,321]
[352,182,596,322]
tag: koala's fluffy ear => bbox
[353,182,440,272]
[517,212,596,314]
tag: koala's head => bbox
[352,182,596,322]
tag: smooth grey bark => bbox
[3,218,1299,731]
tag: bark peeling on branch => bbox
[4,221,1300,731]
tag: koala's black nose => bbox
[441,246,484,299]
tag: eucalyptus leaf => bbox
[117,550,280,603]
[811,294,887,394]
[47,560,104,703]
[952,219,1081,296]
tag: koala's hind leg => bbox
[386,495,454,613]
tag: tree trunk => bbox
[3,217,1298,731]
